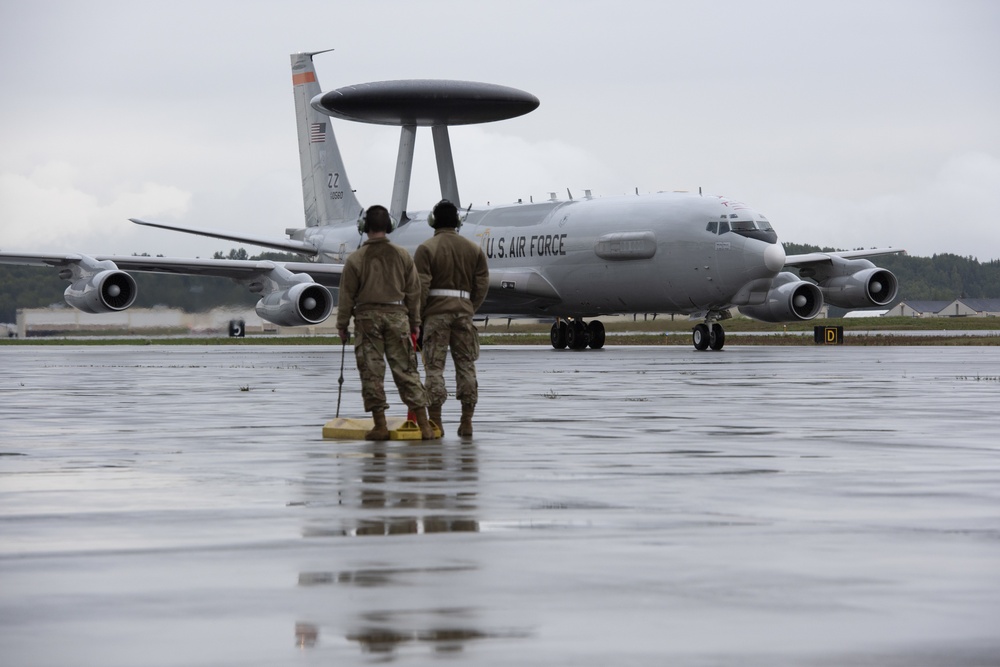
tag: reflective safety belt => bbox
[428,289,470,299]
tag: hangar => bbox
[885,298,1000,317]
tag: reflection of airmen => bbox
[295,622,318,648]
[350,442,480,536]
[337,204,436,440]
[415,200,490,437]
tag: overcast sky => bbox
[1,0,998,261]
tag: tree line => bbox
[3,245,1000,323]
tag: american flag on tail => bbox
[310,123,326,143]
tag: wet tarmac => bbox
[2,344,999,666]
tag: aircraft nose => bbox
[763,242,786,273]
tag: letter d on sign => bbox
[814,325,843,345]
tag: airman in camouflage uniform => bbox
[415,200,490,437]
[337,205,435,440]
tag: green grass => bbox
[476,316,1000,346]
[477,316,1000,333]
[3,317,998,346]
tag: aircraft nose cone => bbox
[764,242,786,273]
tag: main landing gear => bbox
[550,318,606,350]
[692,322,726,351]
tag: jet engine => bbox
[738,272,823,322]
[803,259,898,309]
[62,265,138,314]
[255,281,333,327]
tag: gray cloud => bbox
[1,0,997,259]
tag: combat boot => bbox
[414,407,437,440]
[428,405,443,431]
[457,404,475,438]
[365,410,390,441]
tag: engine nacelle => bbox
[738,272,823,322]
[64,270,138,314]
[820,267,898,309]
[255,282,333,327]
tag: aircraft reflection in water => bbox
[0,50,904,351]
[295,442,525,656]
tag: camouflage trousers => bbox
[352,310,428,413]
[422,312,480,408]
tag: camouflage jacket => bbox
[336,237,421,331]
[414,228,490,319]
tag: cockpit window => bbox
[714,218,775,234]
[712,212,779,243]
[706,221,718,234]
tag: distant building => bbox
[884,301,951,317]
[938,298,1000,317]
[884,299,1000,317]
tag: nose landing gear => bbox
[692,322,726,351]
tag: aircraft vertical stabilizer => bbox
[291,51,362,227]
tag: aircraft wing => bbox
[0,252,91,268]
[1,250,343,327]
[129,218,320,256]
[784,247,906,269]
[0,252,344,288]
[110,255,345,288]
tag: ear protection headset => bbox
[428,199,464,230]
[357,206,398,235]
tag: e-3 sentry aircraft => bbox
[1,50,903,351]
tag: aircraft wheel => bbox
[692,323,710,351]
[588,320,606,349]
[709,323,726,351]
[550,321,568,349]
[566,321,590,350]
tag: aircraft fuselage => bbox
[303,191,785,319]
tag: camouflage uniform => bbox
[414,227,490,408]
[337,237,427,413]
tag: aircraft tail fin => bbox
[291,51,362,227]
